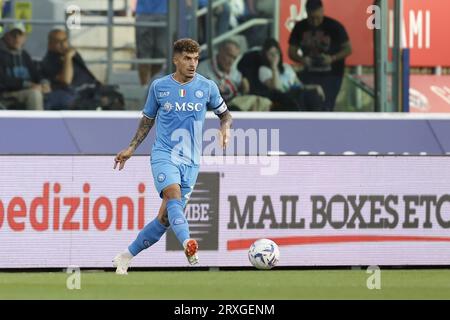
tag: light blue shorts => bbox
[151,157,200,207]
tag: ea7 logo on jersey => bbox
[175,102,203,112]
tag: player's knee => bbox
[162,185,181,200]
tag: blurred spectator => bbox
[245,0,273,18]
[135,0,168,85]
[0,22,49,110]
[206,0,232,37]
[197,39,271,111]
[288,0,352,111]
[237,46,265,96]
[258,38,324,111]
[229,0,245,29]
[136,0,231,84]
[238,0,273,48]
[42,29,124,110]
[192,0,233,44]
[197,39,248,102]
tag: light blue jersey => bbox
[143,73,227,166]
[143,73,227,200]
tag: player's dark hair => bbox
[261,38,285,74]
[173,38,200,55]
[306,0,323,12]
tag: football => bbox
[248,239,280,270]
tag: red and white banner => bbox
[409,75,450,113]
[280,0,450,66]
[1,156,450,268]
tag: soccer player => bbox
[112,38,232,275]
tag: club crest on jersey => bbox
[195,90,204,98]
[179,89,186,97]
[157,173,166,182]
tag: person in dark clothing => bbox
[0,22,50,110]
[42,29,124,110]
[288,0,352,111]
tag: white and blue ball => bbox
[248,239,280,270]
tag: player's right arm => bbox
[114,116,155,170]
[114,80,160,170]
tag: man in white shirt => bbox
[197,39,250,103]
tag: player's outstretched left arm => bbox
[114,116,155,170]
[218,110,232,149]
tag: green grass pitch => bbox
[0,269,449,299]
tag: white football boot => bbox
[112,250,133,275]
[183,239,199,265]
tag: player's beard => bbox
[184,68,196,80]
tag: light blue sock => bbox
[167,199,190,247]
[128,217,168,256]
